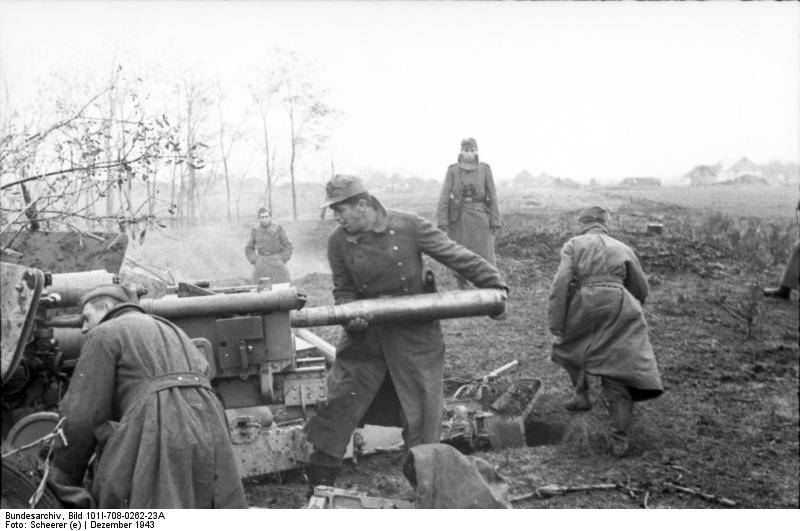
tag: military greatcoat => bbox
[53,305,246,508]
[245,223,293,283]
[548,225,663,400]
[780,239,799,290]
[305,207,508,459]
[436,156,501,265]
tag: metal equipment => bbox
[442,362,543,452]
[1,245,508,485]
[307,486,414,509]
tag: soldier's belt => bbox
[125,371,213,414]
[579,275,623,286]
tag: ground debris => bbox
[664,482,737,507]
[510,482,622,502]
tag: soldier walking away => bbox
[437,137,501,287]
[245,206,293,284]
[304,174,509,494]
[47,285,247,508]
[762,199,800,300]
[547,206,663,458]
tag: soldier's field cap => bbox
[578,206,608,225]
[322,174,368,207]
[461,137,478,150]
[79,284,135,307]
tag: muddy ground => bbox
[247,191,797,509]
[127,186,799,509]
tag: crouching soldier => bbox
[48,285,247,508]
[547,206,663,457]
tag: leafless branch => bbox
[664,482,737,507]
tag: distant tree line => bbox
[0,48,339,254]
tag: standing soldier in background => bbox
[437,138,501,287]
[47,285,247,508]
[304,174,508,494]
[245,207,293,284]
[762,199,800,300]
[547,206,663,458]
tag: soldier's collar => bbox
[259,223,278,233]
[100,303,146,324]
[579,223,608,235]
[457,154,480,171]
[343,204,389,242]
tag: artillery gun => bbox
[1,232,512,507]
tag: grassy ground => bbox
[127,185,799,509]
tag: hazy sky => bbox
[1,1,798,183]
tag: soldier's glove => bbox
[489,309,507,321]
[345,317,369,334]
[437,225,448,232]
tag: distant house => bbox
[713,175,769,186]
[512,170,577,188]
[619,177,661,187]
[532,172,558,187]
[552,177,581,189]
[512,170,537,188]
[685,164,722,186]
[685,157,767,186]
[716,157,763,183]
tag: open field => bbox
[125,184,799,508]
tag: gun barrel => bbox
[289,289,506,328]
[139,287,306,318]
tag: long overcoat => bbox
[245,223,293,283]
[548,225,663,400]
[436,157,501,265]
[305,207,507,459]
[780,239,799,290]
[53,305,247,508]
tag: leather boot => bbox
[610,430,630,458]
[306,464,340,499]
[564,390,592,412]
[607,396,633,458]
[763,285,790,299]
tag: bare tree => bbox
[215,76,248,221]
[275,51,337,220]
[0,79,187,253]
[170,73,211,227]
[249,73,283,214]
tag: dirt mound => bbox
[0,231,128,274]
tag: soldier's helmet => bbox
[461,137,478,151]
[322,174,368,207]
[578,206,608,225]
[79,284,137,307]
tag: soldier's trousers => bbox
[565,367,633,442]
[601,378,634,443]
[780,239,799,290]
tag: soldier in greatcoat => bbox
[48,285,247,508]
[245,207,293,284]
[304,174,508,492]
[763,199,800,300]
[437,138,501,286]
[548,206,663,457]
